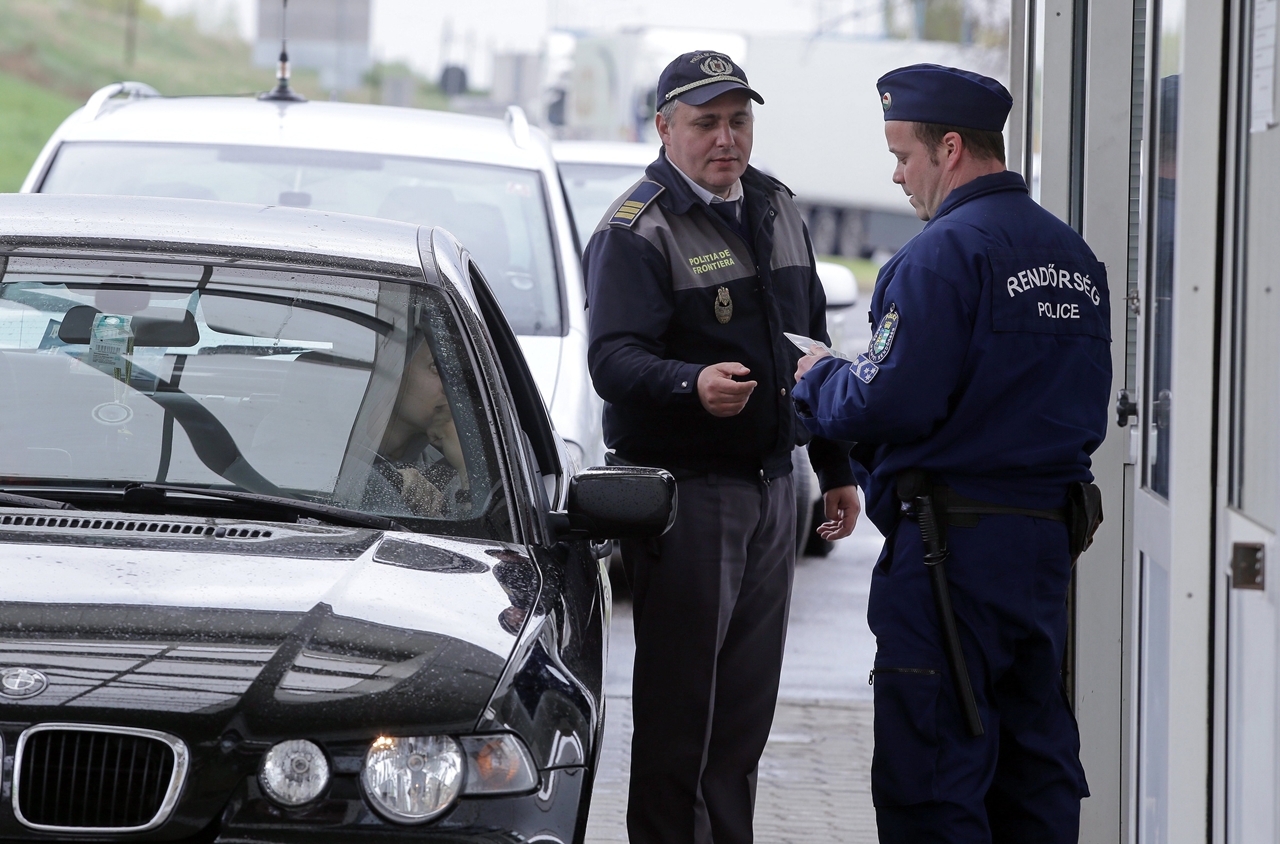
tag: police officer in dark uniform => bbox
[584,51,859,844]
[792,65,1110,843]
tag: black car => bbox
[0,194,673,842]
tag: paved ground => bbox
[585,513,886,843]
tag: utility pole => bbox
[332,0,346,100]
[124,0,139,67]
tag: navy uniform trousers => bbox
[620,472,795,844]
[870,513,1090,844]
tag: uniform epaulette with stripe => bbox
[608,180,665,228]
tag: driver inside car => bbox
[366,332,470,518]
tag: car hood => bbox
[0,516,539,737]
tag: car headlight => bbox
[460,734,538,795]
[259,739,330,807]
[361,735,463,824]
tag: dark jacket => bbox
[584,149,854,491]
[792,171,1112,532]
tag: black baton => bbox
[898,472,984,738]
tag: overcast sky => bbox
[153,0,908,85]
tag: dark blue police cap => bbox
[657,51,764,107]
[877,64,1012,132]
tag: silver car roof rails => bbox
[506,105,531,149]
[82,82,161,122]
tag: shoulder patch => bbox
[850,354,880,384]
[867,303,899,363]
[609,181,665,228]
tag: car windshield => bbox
[39,142,562,336]
[559,162,648,247]
[0,254,511,541]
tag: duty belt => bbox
[904,485,1067,528]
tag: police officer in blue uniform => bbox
[585,51,860,844]
[793,65,1110,843]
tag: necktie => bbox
[710,200,745,240]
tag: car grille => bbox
[14,725,188,832]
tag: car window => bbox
[0,255,512,541]
[558,162,649,248]
[39,142,563,337]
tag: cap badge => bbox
[701,55,733,76]
[881,92,892,111]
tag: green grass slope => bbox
[0,71,77,191]
[0,0,446,191]
[0,0,317,100]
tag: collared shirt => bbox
[668,159,743,220]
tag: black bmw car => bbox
[0,195,673,842]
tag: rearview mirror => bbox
[550,467,677,541]
[816,261,859,309]
[58,305,200,347]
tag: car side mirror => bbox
[550,467,677,541]
[816,261,859,309]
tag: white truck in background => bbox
[539,29,1007,259]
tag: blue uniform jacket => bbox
[584,150,855,490]
[792,171,1111,533]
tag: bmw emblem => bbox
[881,91,893,111]
[1,667,48,699]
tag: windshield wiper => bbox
[124,483,404,531]
[0,491,78,511]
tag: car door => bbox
[425,223,607,696]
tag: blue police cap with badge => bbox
[877,64,1012,132]
[658,51,764,107]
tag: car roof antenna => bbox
[259,0,306,102]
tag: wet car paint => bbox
[0,196,611,843]
[0,519,604,842]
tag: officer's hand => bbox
[818,485,860,540]
[794,344,832,382]
[697,362,757,417]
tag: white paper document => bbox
[784,332,850,360]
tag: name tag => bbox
[988,247,1110,340]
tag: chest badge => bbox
[714,287,733,324]
[868,303,900,363]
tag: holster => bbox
[1065,481,1104,559]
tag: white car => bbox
[23,82,605,471]
[554,140,660,248]
[553,140,860,555]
